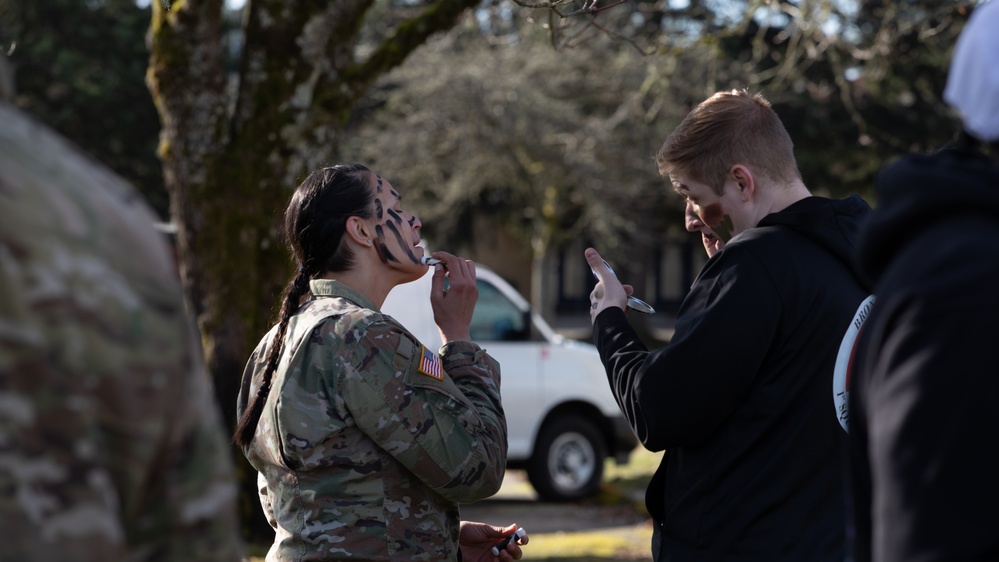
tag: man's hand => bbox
[459,521,528,561]
[584,247,632,324]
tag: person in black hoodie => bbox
[585,89,872,562]
[849,2,999,561]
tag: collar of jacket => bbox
[308,278,379,312]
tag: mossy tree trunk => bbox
[146,0,481,537]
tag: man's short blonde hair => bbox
[656,89,801,195]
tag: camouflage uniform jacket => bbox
[237,279,508,561]
[0,104,243,561]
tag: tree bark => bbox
[147,0,482,538]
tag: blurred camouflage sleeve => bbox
[336,321,508,503]
[0,104,243,561]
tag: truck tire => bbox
[526,414,607,502]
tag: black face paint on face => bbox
[372,189,420,264]
[714,215,735,243]
[385,220,420,264]
[697,202,735,243]
[374,224,397,263]
[376,176,383,193]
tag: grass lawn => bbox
[518,447,662,561]
[246,447,664,561]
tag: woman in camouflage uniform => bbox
[234,164,523,561]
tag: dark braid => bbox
[233,164,374,448]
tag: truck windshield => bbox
[470,281,528,341]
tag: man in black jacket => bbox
[586,89,871,561]
[849,2,999,560]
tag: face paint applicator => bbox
[591,259,656,314]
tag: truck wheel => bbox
[526,414,607,502]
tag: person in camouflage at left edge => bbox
[0,100,244,560]
[234,165,524,561]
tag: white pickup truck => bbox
[382,264,637,501]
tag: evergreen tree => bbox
[0,0,167,215]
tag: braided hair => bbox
[233,164,374,448]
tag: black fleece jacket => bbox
[594,194,872,561]
[850,148,999,562]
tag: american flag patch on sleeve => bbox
[418,346,444,380]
